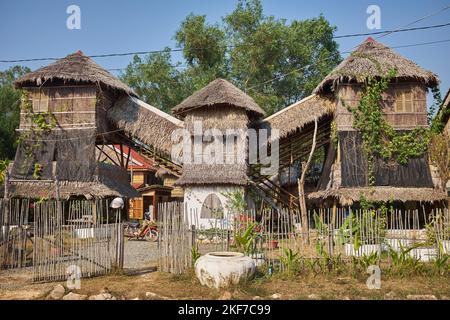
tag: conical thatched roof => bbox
[172,78,265,118]
[14,51,136,96]
[314,37,439,94]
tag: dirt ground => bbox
[0,267,449,300]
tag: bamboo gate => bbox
[0,198,124,282]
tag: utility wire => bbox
[246,4,450,91]
[376,4,450,39]
[246,38,450,91]
[11,38,450,141]
[1,21,450,64]
[334,21,450,39]
[2,4,450,98]
[105,38,450,73]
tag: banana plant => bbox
[234,222,257,255]
[388,242,422,275]
[433,254,449,275]
[358,251,379,270]
[336,211,361,249]
[280,248,300,276]
[191,245,201,265]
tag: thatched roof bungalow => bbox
[261,38,446,207]
[173,78,264,187]
[5,51,140,200]
[172,78,265,227]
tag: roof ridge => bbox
[172,78,266,117]
[264,94,316,121]
[14,51,137,97]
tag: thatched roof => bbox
[262,94,335,139]
[2,163,139,200]
[14,51,136,96]
[314,38,439,94]
[172,78,265,118]
[175,164,248,186]
[3,181,136,200]
[137,184,173,193]
[108,96,183,154]
[308,187,446,206]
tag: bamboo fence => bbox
[0,198,124,283]
[155,203,450,274]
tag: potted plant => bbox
[338,210,384,257]
[408,219,439,262]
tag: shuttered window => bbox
[32,89,49,112]
[395,89,414,113]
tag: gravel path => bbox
[123,240,158,270]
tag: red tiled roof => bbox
[131,183,144,190]
[112,145,157,171]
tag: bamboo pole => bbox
[297,117,318,243]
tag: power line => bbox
[389,38,450,49]
[2,4,449,96]
[376,4,450,40]
[245,38,450,91]
[246,4,450,91]
[333,22,450,39]
[106,38,450,74]
[0,21,449,64]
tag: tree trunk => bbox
[297,117,318,243]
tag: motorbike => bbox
[123,218,158,242]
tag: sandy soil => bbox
[0,267,449,300]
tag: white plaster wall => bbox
[184,185,244,229]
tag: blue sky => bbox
[1,0,449,102]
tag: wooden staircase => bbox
[247,119,331,211]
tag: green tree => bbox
[0,65,30,160]
[121,0,341,115]
[120,49,192,114]
[175,14,227,73]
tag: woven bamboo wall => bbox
[20,86,97,129]
[183,107,249,166]
[336,83,428,131]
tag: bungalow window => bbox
[395,89,413,113]
[201,193,224,219]
[32,89,49,113]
